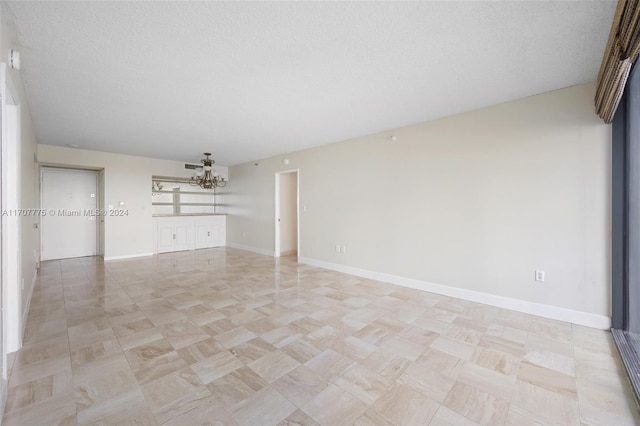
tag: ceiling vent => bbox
[184,163,203,170]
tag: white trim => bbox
[227,242,276,257]
[3,99,21,354]
[295,171,300,257]
[103,252,153,261]
[274,173,280,257]
[97,170,105,257]
[0,60,10,423]
[298,256,611,330]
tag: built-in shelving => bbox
[151,176,219,215]
[152,190,211,195]
[152,202,218,207]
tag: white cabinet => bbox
[154,215,226,254]
[156,218,195,253]
[195,220,223,249]
[196,216,225,248]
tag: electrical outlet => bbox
[335,244,341,253]
[341,246,346,254]
[242,232,246,238]
[535,270,545,282]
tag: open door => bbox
[275,170,299,258]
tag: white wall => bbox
[0,6,40,417]
[226,82,611,327]
[0,9,39,342]
[37,145,228,260]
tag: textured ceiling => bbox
[3,1,615,166]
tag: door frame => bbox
[0,60,19,417]
[98,170,105,257]
[274,169,299,258]
[40,167,100,261]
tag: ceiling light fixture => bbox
[190,152,226,189]
[151,181,164,192]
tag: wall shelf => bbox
[152,202,218,207]
[152,175,217,215]
[152,190,214,195]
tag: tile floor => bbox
[3,247,639,425]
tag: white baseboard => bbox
[298,257,611,330]
[103,252,153,261]
[226,242,276,257]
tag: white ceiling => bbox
[3,1,615,166]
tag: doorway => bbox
[612,61,640,403]
[275,170,299,257]
[41,168,99,261]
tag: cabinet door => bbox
[195,222,212,249]
[173,222,193,251]
[209,223,222,247]
[157,224,175,253]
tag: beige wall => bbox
[226,82,611,321]
[279,172,298,254]
[37,145,228,259]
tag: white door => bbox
[41,169,98,260]
[275,171,299,257]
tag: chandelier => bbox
[189,153,226,189]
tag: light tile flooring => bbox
[3,248,639,425]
